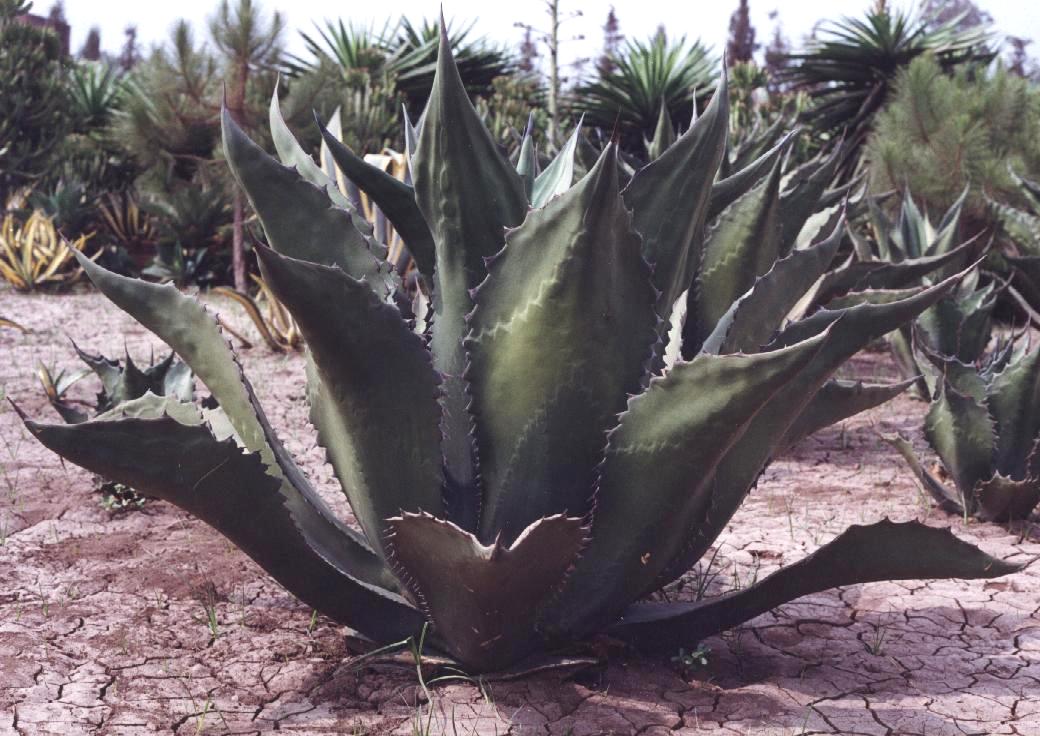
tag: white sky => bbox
[56,0,1040,76]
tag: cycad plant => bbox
[782,5,993,171]
[889,336,1040,522]
[22,30,1019,673]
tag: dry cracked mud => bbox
[1,288,1038,735]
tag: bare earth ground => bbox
[1,287,1038,736]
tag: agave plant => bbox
[889,336,1040,522]
[22,30,1019,673]
[0,211,90,291]
[213,275,303,352]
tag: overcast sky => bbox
[55,0,1040,74]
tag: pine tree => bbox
[79,26,101,60]
[596,6,623,77]
[726,0,758,65]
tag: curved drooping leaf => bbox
[222,108,396,296]
[256,246,445,552]
[21,403,423,642]
[779,378,915,452]
[611,519,1022,651]
[72,254,391,587]
[881,432,963,514]
[548,331,829,636]
[623,76,729,321]
[925,381,996,505]
[467,145,658,544]
[532,121,582,208]
[317,116,437,276]
[387,512,585,671]
[704,217,842,355]
[685,158,783,354]
[658,275,964,588]
[411,26,528,520]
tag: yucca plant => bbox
[781,6,993,173]
[573,35,718,151]
[889,336,1040,522]
[0,211,90,291]
[21,30,1020,673]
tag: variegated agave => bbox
[890,336,1040,522]
[22,29,1019,673]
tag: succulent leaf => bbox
[256,246,446,553]
[986,344,1040,479]
[21,398,421,641]
[975,473,1040,522]
[611,519,1021,651]
[548,331,830,635]
[531,121,581,208]
[646,101,676,161]
[316,116,437,276]
[707,130,794,223]
[467,145,658,544]
[387,512,586,671]
[411,27,528,515]
[925,381,996,508]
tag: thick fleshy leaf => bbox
[976,473,1040,522]
[779,378,914,452]
[986,344,1040,479]
[317,117,437,276]
[646,101,676,161]
[22,405,422,641]
[707,131,794,223]
[704,218,842,355]
[387,512,585,672]
[411,28,528,519]
[776,145,842,256]
[222,108,395,295]
[623,75,729,322]
[467,145,658,544]
[658,274,964,588]
[610,519,1022,651]
[516,115,538,199]
[532,121,581,208]
[809,240,976,307]
[685,157,783,355]
[926,381,996,507]
[72,255,390,585]
[256,246,445,551]
[547,331,829,636]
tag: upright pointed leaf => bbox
[611,519,1021,651]
[516,114,538,200]
[926,381,996,506]
[646,101,675,161]
[467,146,658,544]
[222,109,396,295]
[777,144,842,256]
[387,513,585,671]
[986,345,1040,479]
[548,332,829,636]
[317,117,437,276]
[685,158,783,354]
[707,130,794,222]
[531,119,581,208]
[256,246,445,553]
[411,29,528,519]
[623,76,729,321]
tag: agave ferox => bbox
[22,27,1020,672]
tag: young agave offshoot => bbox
[21,26,1020,672]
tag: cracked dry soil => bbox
[1,289,1038,736]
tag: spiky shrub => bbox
[22,31,1019,673]
[889,338,1040,522]
[38,344,193,510]
[0,211,89,291]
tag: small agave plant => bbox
[21,29,1020,672]
[889,336,1040,522]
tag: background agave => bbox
[23,28,1019,674]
